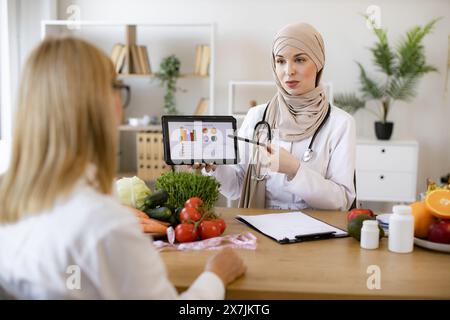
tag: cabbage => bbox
[116,176,151,210]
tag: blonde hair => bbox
[0,37,118,223]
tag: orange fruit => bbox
[425,189,450,219]
[410,201,435,238]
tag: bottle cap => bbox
[393,205,412,215]
[362,220,379,230]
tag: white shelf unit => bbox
[228,80,275,129]
[41,20,216,179]
[228,80,333,129]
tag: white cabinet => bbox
[356,139,419,203]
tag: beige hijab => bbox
[266,22,328,141]
[239,22,328,208]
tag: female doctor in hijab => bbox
[195,22,356,211]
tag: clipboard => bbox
[236,211,348,244]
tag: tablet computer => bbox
[161,115,238,165]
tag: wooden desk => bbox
[160,207,450,299]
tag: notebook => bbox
[236,211,348,244]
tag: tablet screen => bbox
[162,116,238,165]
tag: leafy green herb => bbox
[155,171,220,210]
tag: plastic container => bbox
[388,205,414,253]
[128,118,139,126]
[361,220,380,249]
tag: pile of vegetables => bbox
[116,175,225,242]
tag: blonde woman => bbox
[0,37,245,299]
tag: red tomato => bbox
[179,207,202,222]
[347,208,374,222]
[211,218,226,234]
[185,197,204,209]
[175,223,198,243]
[198,220,222,240]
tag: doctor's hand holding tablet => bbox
[191,138,301,180]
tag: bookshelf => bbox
[41,20,216,180]
[41,21,215,113]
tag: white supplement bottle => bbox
[388,205,414,253]
[360,220,380,249]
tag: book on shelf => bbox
[138,45,152,74]
[130,44,142,74]
[194,97,209,115]
[111,43,126,73]
[111,43,151,75]
[194,45,203,75]
[199,45,210,76]
[111,43,123,66]
[194,44,210,76]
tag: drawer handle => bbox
[379,175,384,180]
[381,148,386,153]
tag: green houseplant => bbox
[334,17,439,140]
[154,55,183,115]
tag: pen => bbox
[227,134,267,148]
[294,231,336,242]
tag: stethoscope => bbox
[253,102,331,164]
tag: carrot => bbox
[138,217,170,227]
[139,218,168,234]
[127,206,149,219]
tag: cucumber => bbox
[169,214,178,226]
[169,207,183,226]
[174,207,183,222]
[145,206,173,222]
[143,189,168,210]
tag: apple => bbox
[428,220,450,244]
[347,208,375,222]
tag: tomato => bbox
[175,223,198,243]
[347,208,374,222]
[211,218,226,234]
[179,207,202,222]
[185,197,204,209]
[198,220,222,240]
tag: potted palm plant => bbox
[334,17,439,140]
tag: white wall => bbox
[0,0,56,173]
[16,0,450,206]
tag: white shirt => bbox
[207,104,356,210]
[0,180,224,299]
